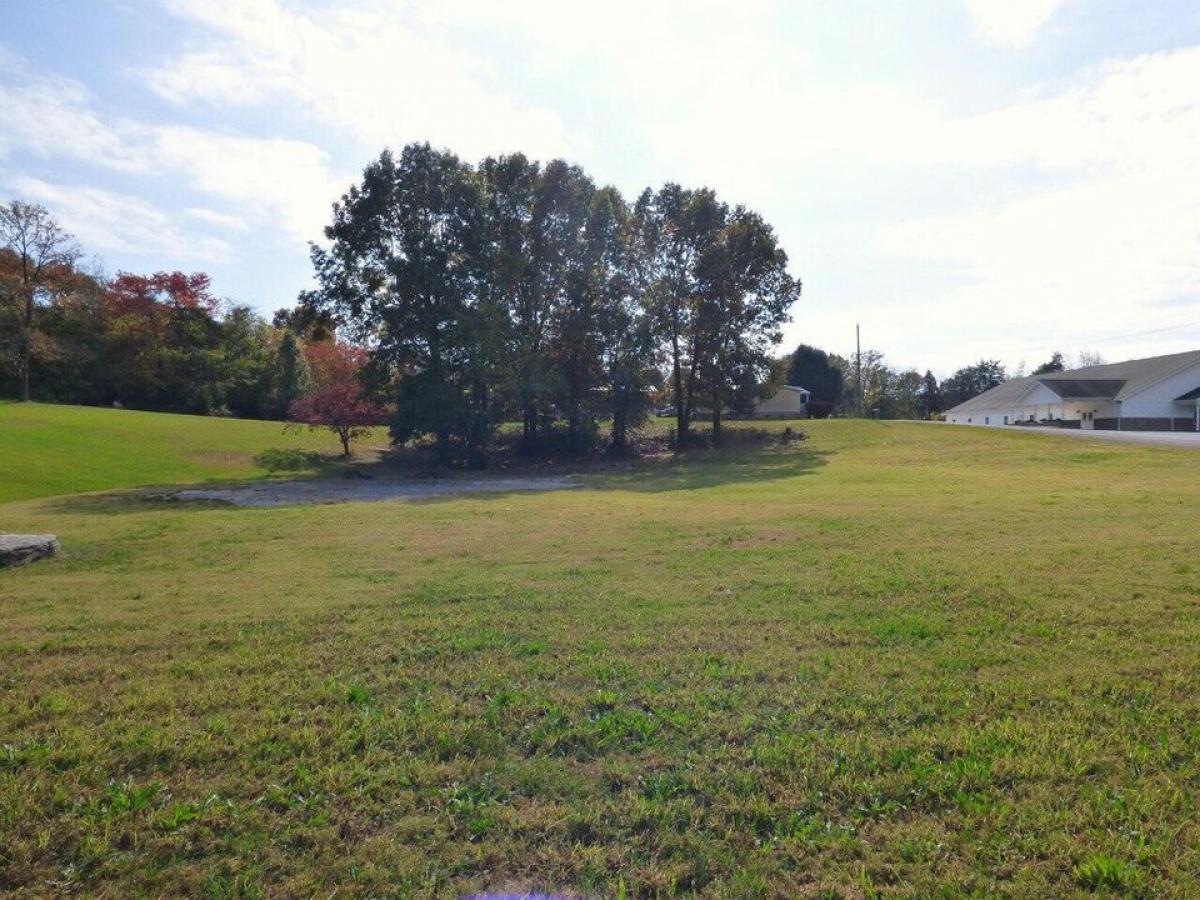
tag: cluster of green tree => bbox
[0,200,356,420]
[938,359,1007,410]
[302,143,802,464]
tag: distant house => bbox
[679,385,811,421]
[945,350,1200,431]
[754,384,811,418]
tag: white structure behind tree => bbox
[753,384,811,418]
[687,385,811,421]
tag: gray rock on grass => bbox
[0,534,60,567]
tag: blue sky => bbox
[3,0,1200,375]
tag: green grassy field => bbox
[3,405,1200,896]
[0,401,388,504]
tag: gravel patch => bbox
[173,476,581,508]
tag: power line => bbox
[1003,318,1200,356]
[900,316,1200,358]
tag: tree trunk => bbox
[711,392,723,443]
[429,333,451,464]
[19,341,30,403]
[610,403,627,455]
[671,336,686,440]
[20,289,32,402]
[339,429,351,457]
[472,377,490,469]
[523,403,537,446]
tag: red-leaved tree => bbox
[105,271,218,322]
[288,381,385,457]
[100,270,224,412]
[304,338,368,388]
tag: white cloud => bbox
[0,53,345,248]
[184,207,250,232]
[151,127,344,242]
[0,64,142,171]
[961,0,1071,47]
[878,46,1200,369]
[136,3,1200,371]
[146,0,572,162]
[6,175,233,262]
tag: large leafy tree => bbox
[0,201,81,401]
[479,153,543,445]
[921,369,942,416]
[305,338,367,389]
[941,359,1007,408]
[99,271,226,413]
[694,208,799,439]
[554,180,643,454]
[881,369,925,419]
[540,164,602,451]
[633,184,727,441]
[9,260,106,405]
[785,344,844,417]
[591,188,656,454]
[308,144,494,466]
[274,330,315,418]
[215,305,279,420]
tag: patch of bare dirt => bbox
[172,476,581,508]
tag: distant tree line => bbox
[302,143,801,465]
[771,344,1110,420]
[0,200,367,422]
[770,343,941,419]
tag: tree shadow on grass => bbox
[253,447,335,473]
[587,443,833,494]
[42,437,833,516]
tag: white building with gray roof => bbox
[945,350,1200,431]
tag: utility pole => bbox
[855,323,862,418]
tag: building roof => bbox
[946,376,1040,414]
[1039,378,1126,399]
[946,349,1200,414]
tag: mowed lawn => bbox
[3,410,1200,896]
[0,401,388,504]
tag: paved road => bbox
[932,421,1200,450]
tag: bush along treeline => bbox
[0,200,371,422]
[302,143,802,466]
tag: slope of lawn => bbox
[0,401,387,503]
[3,419,1200,896]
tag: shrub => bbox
[288,382,385,457]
